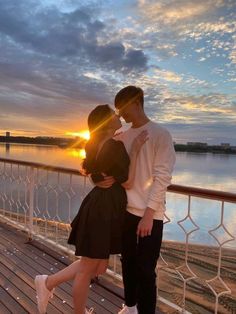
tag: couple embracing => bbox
[35,86,176,314]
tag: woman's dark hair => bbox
[83,104,113,174]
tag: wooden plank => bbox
[0,233,60,270]
[0,226,122,311]
[96,276,124,299]
[0,261,65,314]
[0,303,12,314]
[0,224,119,313]
[0,229,74,313]
[0,236,76,312]
[30,238,72,265]
[0,223,72,265]
[0,263,42,314]
[90,280,124,308]
[0,286,26,314]
[0,221,165,314]
[0,238,115,313]
[0,246,73,313]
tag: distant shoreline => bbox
[0,136,86,149]
[1,138,236,154]
[174,144,236,154]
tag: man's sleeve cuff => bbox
[147,199,164,211]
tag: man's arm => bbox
[137,129,176,237]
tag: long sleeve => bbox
[112,141,130,184]
[91,172,105,183]
[147,129,176,211]
[90,139,130,185]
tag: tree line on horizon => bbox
[0,136,236,154]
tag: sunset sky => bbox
[0,0,235,144]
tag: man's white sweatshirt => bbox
[118,121,176,220]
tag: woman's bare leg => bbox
[46,259,81,291]
[73,258,108,314]
[95,259,109,276]
[45,256,108,313]
[73,271,91,314]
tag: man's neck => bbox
[131,115,150,128]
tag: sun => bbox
[66,130,90,140]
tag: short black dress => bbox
[68,139,130,259]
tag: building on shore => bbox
[187,142,208,147]
[220,143,230,148]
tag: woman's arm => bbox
[122,130,148,189]
[89,131,148,189]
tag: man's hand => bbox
[96,174,115,188]
[137,207,155,237]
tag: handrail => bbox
[0,157,83,175]
[0,157,236,203]
[1,157,235,313]
[168,184,236,203]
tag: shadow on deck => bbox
[0,221,163,314]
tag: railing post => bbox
[28,166,35,241]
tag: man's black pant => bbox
[121,211,163,314]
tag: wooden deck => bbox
[0,221,126,314]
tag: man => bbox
[96,86,176,314]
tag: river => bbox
[1,143,236,247]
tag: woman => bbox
[35,104,148,314]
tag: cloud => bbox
[0,0,235,143]
[156,93,236,127]
[166,122,236,145]
[0,0,149,134]
[0,1,148,72]
[138,0,232,27]
[153,69,183,82]
[229,36,236,64]
[135,0,236,62]
[138,0,224,24]
[83,72,103,81]
[195,48,205,53]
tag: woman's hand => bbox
[95,175,115,188]
[131,130,149,153]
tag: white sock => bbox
[127,305,137,313]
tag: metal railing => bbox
[0,157,236,314]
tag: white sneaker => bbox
[35,275,54,314]
[85,308,94,314]
[118,305,138,314]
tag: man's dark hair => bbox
[114,86,144,109]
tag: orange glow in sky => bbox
[66,130,90,140]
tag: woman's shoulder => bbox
[108,138,125,149]
[102,139,126,156]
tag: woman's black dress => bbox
[68,139,130,259]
